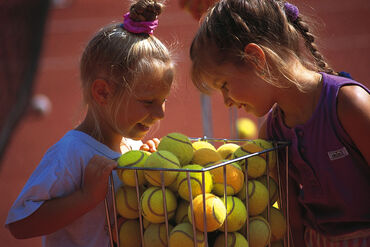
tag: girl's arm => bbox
[337,85,370,165]
[8,155,116,239]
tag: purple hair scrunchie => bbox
[284,2,299,22]
[122,12,159,35]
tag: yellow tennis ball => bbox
[157,132,194,166]
[192,148,222,166]
[217,143,240,160]
[192,140,216,151]
[252,139,277,170]
[188,193,226,232]
[115,185,139,219]
[141,186,177,223]
[237,180,269,216]
[262,207,286,242]
[175,200,190,224]
[143,223,174,247]
[213,232,249,247]
[233,142,266,178]
[117,150,149,187]
[176,164,213,201]
[256,175,279,205]
[118,219,141,247]
[210,160,244,196]
[219,196,247,232]
[144,150,180,186]
[168,179,178,193]
[248,216,271,247]
[236,117,257,139]
[169,222,205,247]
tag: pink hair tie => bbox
[122,12,158,35]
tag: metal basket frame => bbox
[105,137,291,247]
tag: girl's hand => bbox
[140,138,160,153]
[81,155,117,206]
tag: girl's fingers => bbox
[140,144,150,151]
[152,138,160,147]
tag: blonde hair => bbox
[80,0,174,140]
[190,0,336,93]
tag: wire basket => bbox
[105,137,291,247]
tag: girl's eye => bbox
[220,82,228,90]
[142,100,154,105]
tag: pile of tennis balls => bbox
[115,132,286,247]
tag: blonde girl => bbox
[189,0,370,246]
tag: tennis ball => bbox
[237,180,269,216]
[236,117,257,139]
[143,217,152,229]
[176,164,213,201]
[233,142,266,178]
[144,223,174,247]
[192,140,216,151]
[256,175,279,205]
[116,185,139,219]
[262,207,286,242]
[144,150,180,186]
[117,150,149,187]
[168,179,178,193]
[157,132,194,166]
[169,222,205,247]
[175,200,190,224]
[217,143,240,160]
[252,139,277,170]
[219,196,247,232]
[248,216,271,247]
[210,160,244,196]
[118,219,141,247]
[213,232,249,247]
[192,148,222,166]
[141,186,177,223]
[188,193,226,232]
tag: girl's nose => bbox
[222,91,235,107]
[151,102,165,120]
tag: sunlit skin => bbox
[76,74,171,153]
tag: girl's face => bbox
[208,63,275,117]
[113,76,171,140]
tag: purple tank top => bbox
[266,73,370,237]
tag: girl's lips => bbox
[137,123,150,131]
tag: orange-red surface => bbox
[1,0,369,246]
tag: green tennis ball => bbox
[143,223,174,247]
[216,143,240,160]
[192,140,216,151]
[262,207,287,242]
[175,200,190,224]
[118,220,141,247]
[210,160,244,196]
[248,216,271,247]
[117,150,149,187]
[115,185,139,219]
[219,196,247,232]
[169,222,205,247]
[237,179,269,216]
[233,142,266,178]
[252,139,277,170]
[213,232,249,247]
[157,132,194,166]
[141,186,177,223]
[188,193,226,232]
[192,148,222,166]
[144,150,180,186]
[256,175,279,205]
[176,164,213,201]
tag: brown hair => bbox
[190,0,336,93]
[80,0,174,139]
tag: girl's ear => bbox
[91,79,112,106]
[244,43,266,70]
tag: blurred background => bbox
[0,0,369,245]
